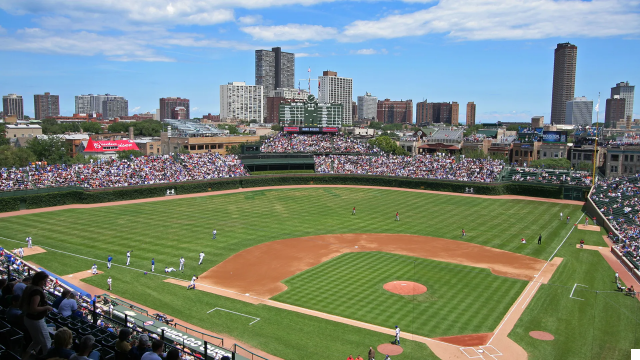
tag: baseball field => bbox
[0,186,638,359]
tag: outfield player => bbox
[538,234,542,245]
[179,257,185,272]
[26,237,32,248]
[395,212,399,221]
[107,255,113,269]
[394,325,401,345]
[151,258,155,272]
[126,250,132,266]
[566,215,570,224]
[165,267,177,273]
[212,229,217,240]
[352,207,356,215]
[199,252,205,265]
[107,277,112,290]
[560,211,563,220]
[187,275,198,290]
[92,264,98,275]
[462,229,466,237]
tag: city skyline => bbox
[0,1,638,123]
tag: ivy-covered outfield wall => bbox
[0,174,575,213]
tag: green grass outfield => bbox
[0,187,634,359]
[273,251,528,338]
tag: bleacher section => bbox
[504,167,591,186]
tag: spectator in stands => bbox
[13,276,31,297]
[20,270,53,359]
[59,292,78,317]
[70,335,100,360]
[1,281,15,308]
[141,339,164,360]
[129,334,151,360]
[44,327,75,359]
[165,349,180,360]
[116,328,134,354]
[6,294,22,325]
[52,289,71,311]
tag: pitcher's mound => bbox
[578,224,600,232]
[21,246,47,256]
[377,344,403,355]
[529,331,554,340]
[383,281,427,295]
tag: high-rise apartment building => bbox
[102,98,129,119]
[256,47,295,119]
[611,81,635,120]
[75,94,125,116]
[451,102,459,126]
[466,102,476,126]
[605,96,626,128]
[357,92,378,120]
[3,94,24,120]
[159,97,190,120]
[33,92,60,120]
[417,102,458,125]
[416,100,428,125]
[265,88,309,123]
[220,82,263,122]
[550,42,577,125]
[565,96,593,126]
[318,71,353,126]
[376,99,413,124]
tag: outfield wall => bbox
[0,174,586,213]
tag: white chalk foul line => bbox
[207,307,260,325]
[570,283,588,301]
[522,277,543,309]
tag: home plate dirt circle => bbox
[377,344,403,355]
[383,281,427,295]
[529,331,554,340]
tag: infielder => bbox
[92,264,98,275]
[151,258,155,272]
[107,255,113,269]
[187,275,198,290]
[179,257,185,272]
[126,250,132,266]
[18,248,24,258]
[26,237,32,248]
[585,217,589,226]
[394,325,401,345]
[199,251,205,265]
[107,277,112,290]
[165,267,177,273]
[212,229,217,240]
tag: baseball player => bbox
[462,229,466,237]
[352,207,356,215]
[126,250,132,266]
[567,215,570,224]
[538,234,542,245]
[212,229,217,240]
[151,258,155,272]
[199,251,205,265]
[560,211,563,220]
[165,267,177,273]
[18,248,24,258]
[107,255,113,269]
[179,257,185,272]
[585,217,589,226]
[187,275,198,290]
[107,277,112,290]
[395,212,400,221]
[26,237,32,248]
[92,264,98,275]
[394,325,401,345]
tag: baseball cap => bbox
[138,334,150,345]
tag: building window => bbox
[631,155,635,162]
[515,150,519,156]
[611,154,619,161]
[149,145,154,150]
[543,151,547,157]
[190,145,196,150]
[625,155,629,162]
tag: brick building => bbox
[376,99,413,124]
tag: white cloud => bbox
[238,15,263,25]
[295,52,320,57]
[351,48,377,55]
[342,0,640,41]
[192,107,199,111]
[241,24,338,41]
[132,106,141,113]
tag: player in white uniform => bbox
[107,277,112,290]
[199,252,205,265]
[92,264,98,275]
[165,267,177,273]
[18,248,24,258]
[126,250,131,266]
[179,257,185,272]
[26,237,32,248]
[212,229,217,240]
[187,275,198,290]
[394,325,401,345]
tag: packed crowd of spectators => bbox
[261,133,379,154]
[0,153,248,191]
[463,134,486,143]
[509,167,592,186]
[315,154,505,182]
[591,176,640,267]
[604,135,640,146]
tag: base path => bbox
[198,233,547,299]
[0,184,584,219]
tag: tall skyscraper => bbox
[33,92,60,120]
[3,94,24,120]
[357,92,378,120]
[550,42,577,125]
[451,102,459,126]
[220,82,263,122]
[466,102,476,126]
[421,102,458,125]
[255,47,295,119]
[610,81,635,120]
[318,71,353,126]
[565,96,593,126]
[75,94,125,116]
[416,100,428,125]
[159,97,190,120]
[605,96,626,128]
[377,99,413,124]
[102,98,129,119]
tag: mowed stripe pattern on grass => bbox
[272,251,528,338]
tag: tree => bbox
[217,124,239,135]
[226,144,242,155]
[26,136,68,164]
[368,121,383,130]
[506,124,520,132]
[0,145,35,168]
[368,136,409,155]
[574,161,594,172]
[108,120,163,137]
[80,122,103,134]
[271,124,282,132]
[529,158,572,170]
[0,124,9,147]
[117,150,144,160]
[463,124,482,137]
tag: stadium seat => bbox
[0,327,23,354]
[97,347,115,360]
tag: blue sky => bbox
[0,0,638,124]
